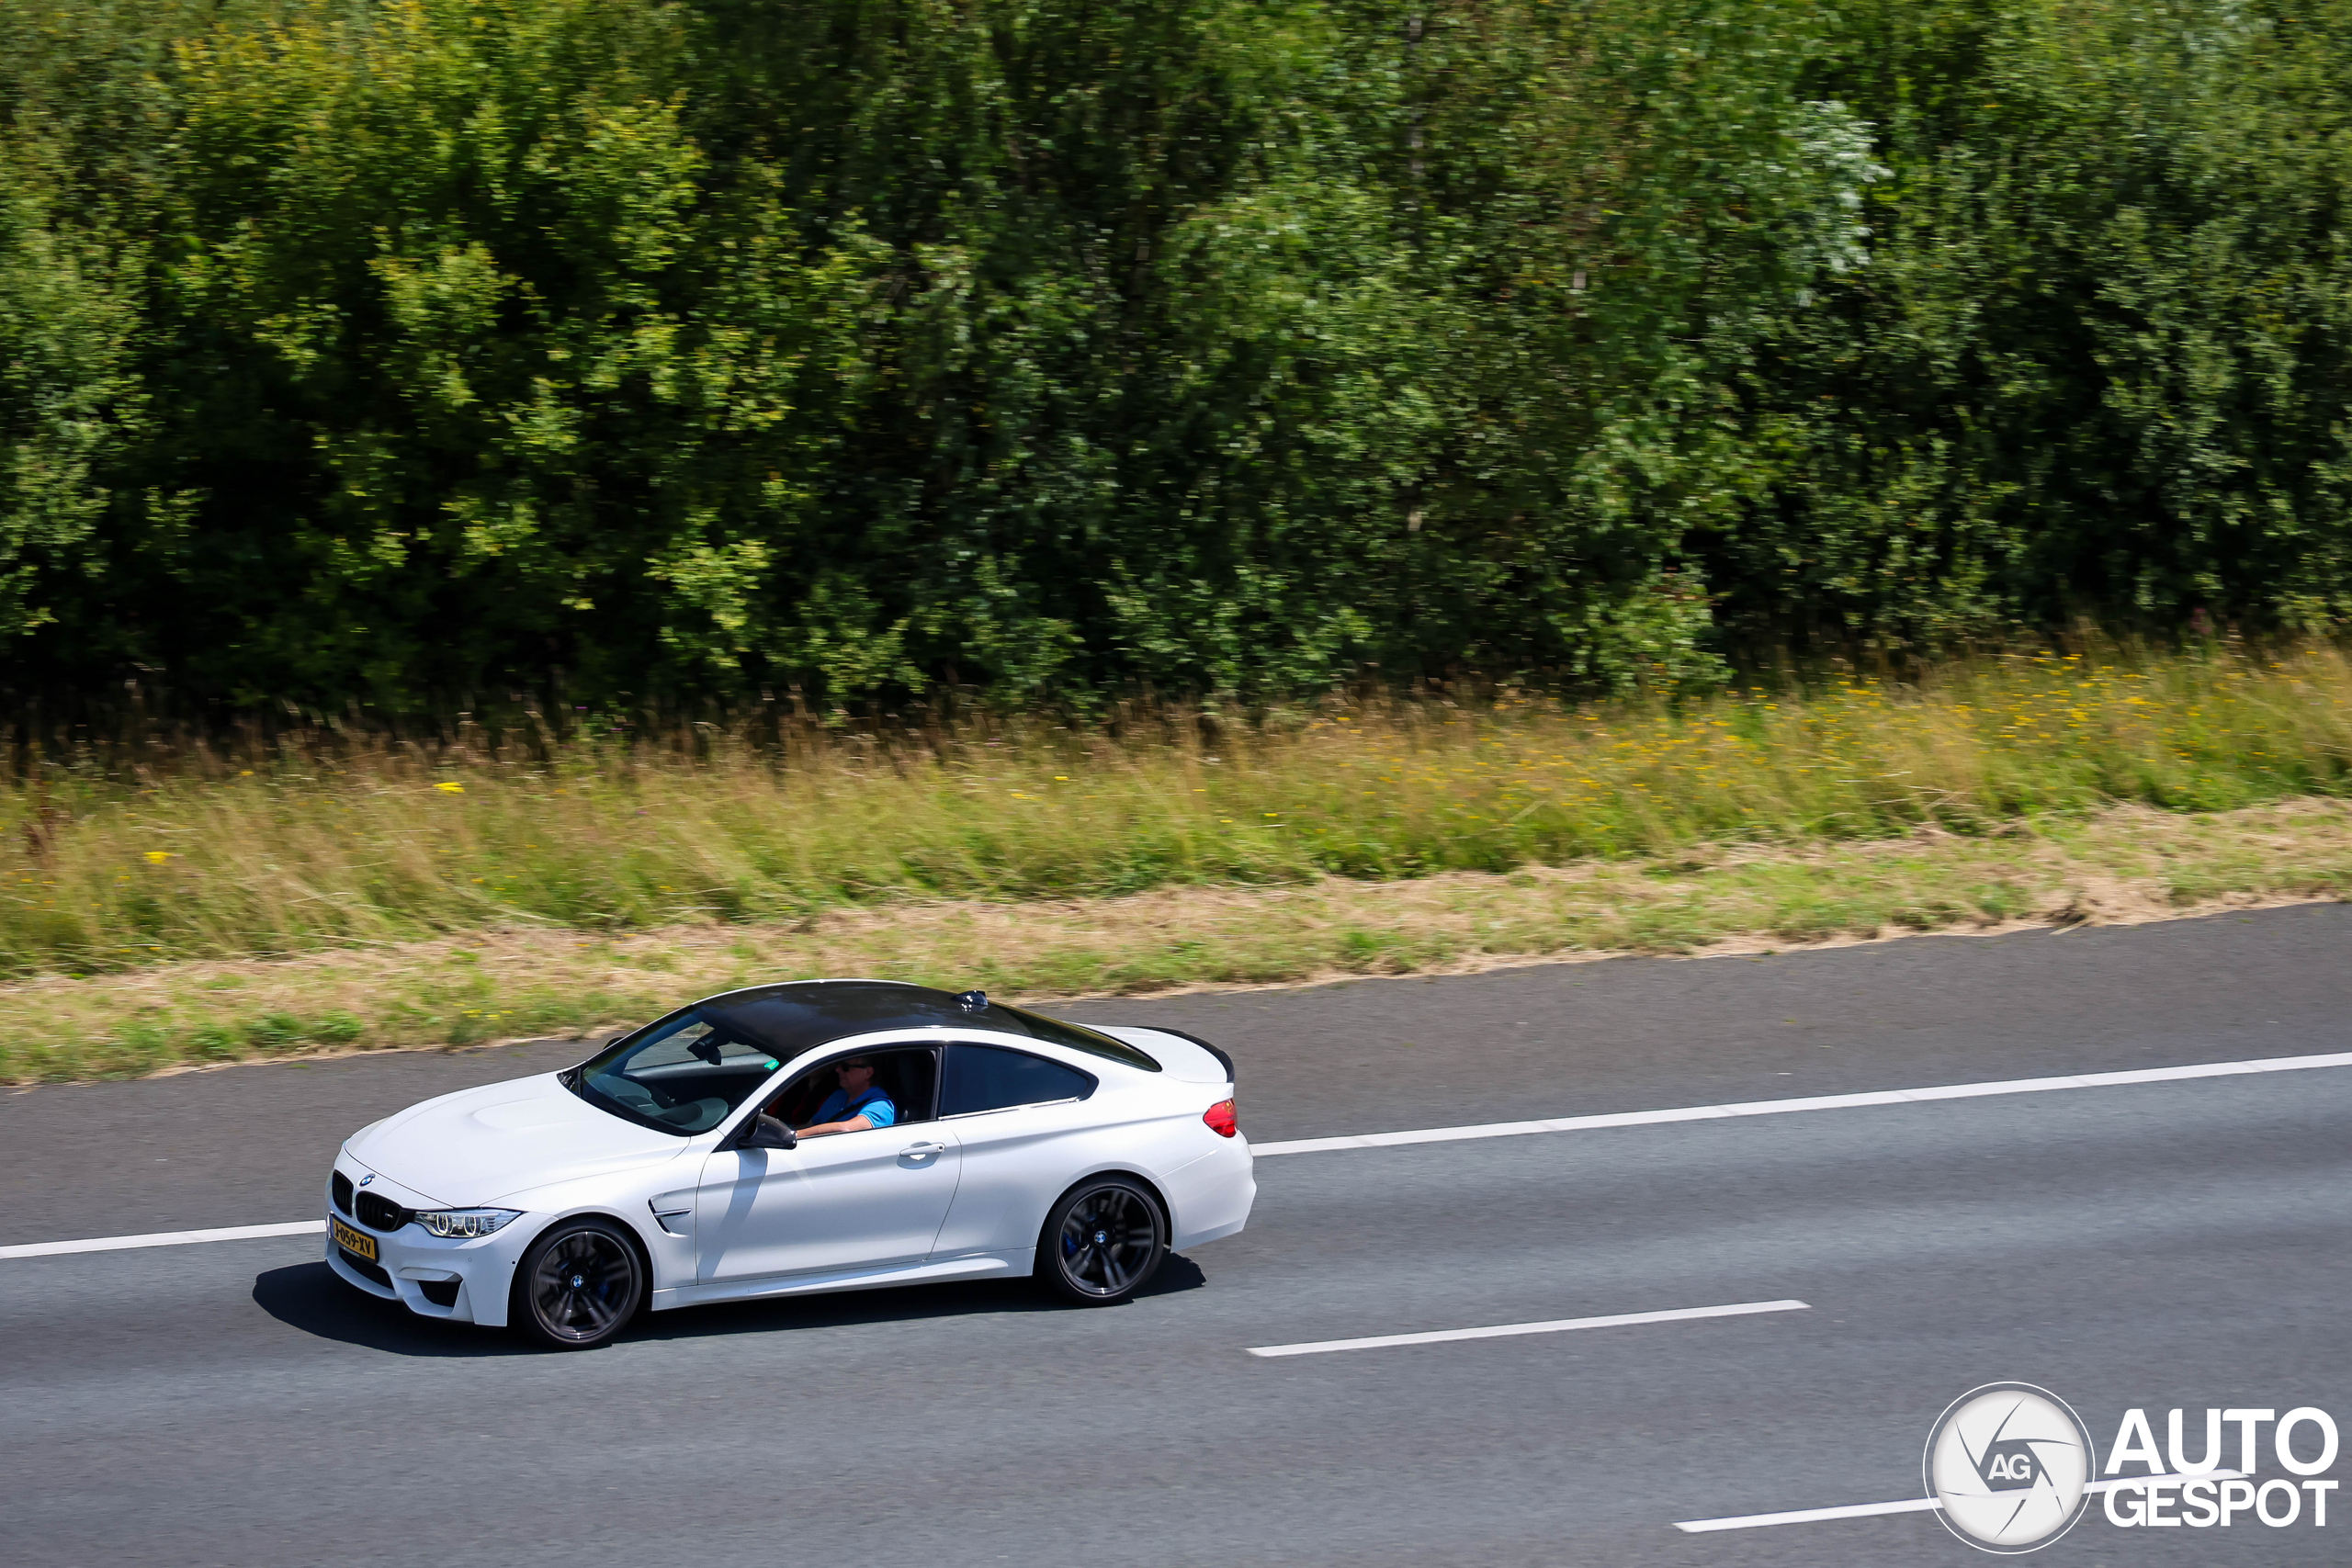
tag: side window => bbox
[766,1047,938,1130]
[940,1044,1095,1117]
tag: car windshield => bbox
[564,1011,782,1135]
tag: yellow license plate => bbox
[330,1214,378,1262]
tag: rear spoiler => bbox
[1146,1027,1234,1083]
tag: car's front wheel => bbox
[513,1218,644,1350]
[1038,1177,1166,1305]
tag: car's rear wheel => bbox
[513,1218,643,1350]
[1038,1177,1166,1305]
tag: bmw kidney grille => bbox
[354,1190,412,1232]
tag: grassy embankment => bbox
[5,645,2350,1083]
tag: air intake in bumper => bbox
[338,1247,394,1290]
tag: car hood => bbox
[345,1073,695,1205]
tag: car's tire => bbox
[1036,1177,1167,1306]
[511,1217,644,1350]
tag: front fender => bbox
[493,1165,702,1311]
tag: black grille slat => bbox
[331,1171,353,1216]
[355,1190,412,1232]
[339,1247,393,1290]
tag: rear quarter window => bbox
[940,1044,1095,1117]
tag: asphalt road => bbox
[4,905,2348,1566]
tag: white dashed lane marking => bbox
[1246,1299,1809,1358]
[0,1220,325,1260]
[1250,1048,2352,1156]
[1672,1472,2248,1533]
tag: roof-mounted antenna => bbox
[954,989,989,1011]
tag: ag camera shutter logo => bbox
[1925,1382,2094,1552]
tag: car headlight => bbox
[414,1208,522,1239]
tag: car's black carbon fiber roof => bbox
[697,980,1160,1071]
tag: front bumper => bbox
[325,1156,533,1328]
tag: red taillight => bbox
[1204,1099,1237,1138]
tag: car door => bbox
[695,1049,961,1282]
[926,1043,1101,1261]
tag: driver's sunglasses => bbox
[839,1060,870,1072]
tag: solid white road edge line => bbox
[1251,1048,2352,1156]
[1246,1298,1809,1358]
[14,1046,2352,1262]
[0,1220,325,1260]
[1671,1471,2247,1533]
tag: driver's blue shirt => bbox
[812,1088,897,1129]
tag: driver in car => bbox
[794,1056,897,1137]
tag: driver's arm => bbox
[795,1113,876,1138]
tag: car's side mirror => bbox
[738,1113,797,1151]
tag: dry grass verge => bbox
[8,795,2348,1083]
[7,644,2350,981]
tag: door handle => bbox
[899,1141,948,1157]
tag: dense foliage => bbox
[2,0,2348,715]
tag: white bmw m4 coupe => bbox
[323,979,1254,1349]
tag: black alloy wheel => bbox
[1039,1178,1166,1305]
[514,1218,644,1350]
